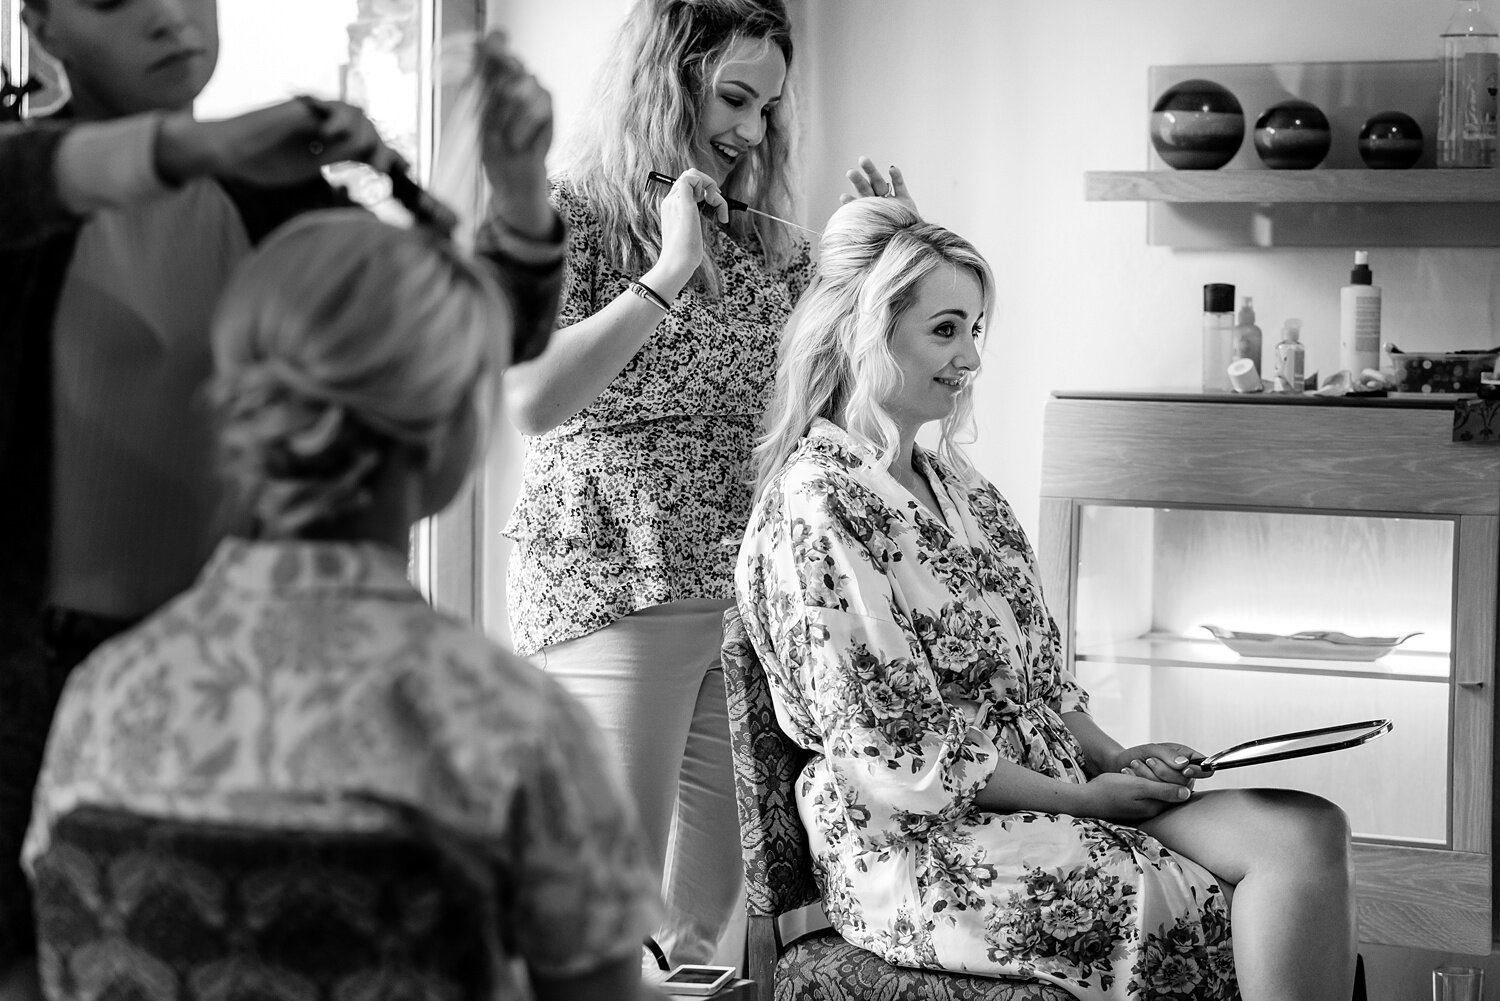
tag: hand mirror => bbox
[1201,719,1393,771]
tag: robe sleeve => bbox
[970,479,1089,719]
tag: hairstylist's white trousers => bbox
[536,599,744,968]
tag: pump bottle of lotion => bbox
[1339,251,1382,378]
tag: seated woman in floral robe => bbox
[25,212,665,1001]
[735,198,1357,1001]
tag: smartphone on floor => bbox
[661,964,736,996]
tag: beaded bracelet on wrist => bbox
[628,278,672,314]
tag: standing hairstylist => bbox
[501,0,910,968]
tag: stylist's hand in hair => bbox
[841,155,917,215]
[156,97,402,188]
[475,29,555,239]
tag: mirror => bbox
[1201,719,1393,771]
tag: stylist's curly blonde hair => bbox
[565,0,799,297]
[208,210,508,538]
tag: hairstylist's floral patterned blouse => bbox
[503,176,814,656]
[735,421,1237,1000]
[24,538,661,992]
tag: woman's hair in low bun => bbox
[208,209,509,538]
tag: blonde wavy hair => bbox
[208,210,509,538]
[752,198,994,500]
[563,0,799,296]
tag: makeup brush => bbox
[646,170,820,237]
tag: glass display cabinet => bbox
[1038,391,1498,953]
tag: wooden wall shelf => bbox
[1086,169,1500,205]
[1099,60,1500,246]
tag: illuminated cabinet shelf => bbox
[1076,634,1450,684]
[1038,392,1499,953]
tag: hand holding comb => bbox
[645,170,819,237]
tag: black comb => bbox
[388,164,460,238]
[647,170,749,213]
[645,170,819,237]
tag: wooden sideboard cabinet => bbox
[1038,391,1498,953]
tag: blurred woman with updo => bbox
[23,212,668,1001]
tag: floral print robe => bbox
[25,538,662,993]
[735,421,1237,1000]
[503,176,814,655]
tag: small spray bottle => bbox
[1274,318,1306,392]
[1232,296,1263,376]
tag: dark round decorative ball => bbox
[1150,79,1245,170]
[1358,111,1424,169]
[1253,99,1332,169]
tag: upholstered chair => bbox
[30,803,495,1001]
[720,607,1073,1001]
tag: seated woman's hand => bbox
[1113,743,1207,786]
[1079,771,1192,823]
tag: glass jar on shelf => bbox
[1439,0,1500,168]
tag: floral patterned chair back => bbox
[720,607,1073,1001]
[31,804,495,1001]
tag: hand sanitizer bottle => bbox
[1274,318,1306,392]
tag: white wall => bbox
[796,2,1498,997]
[800,0,1500,540]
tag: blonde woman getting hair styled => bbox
[26,212,670,1001]
[499,0,916,969]
[753,198,989,501]
[737,198,1358,1001]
